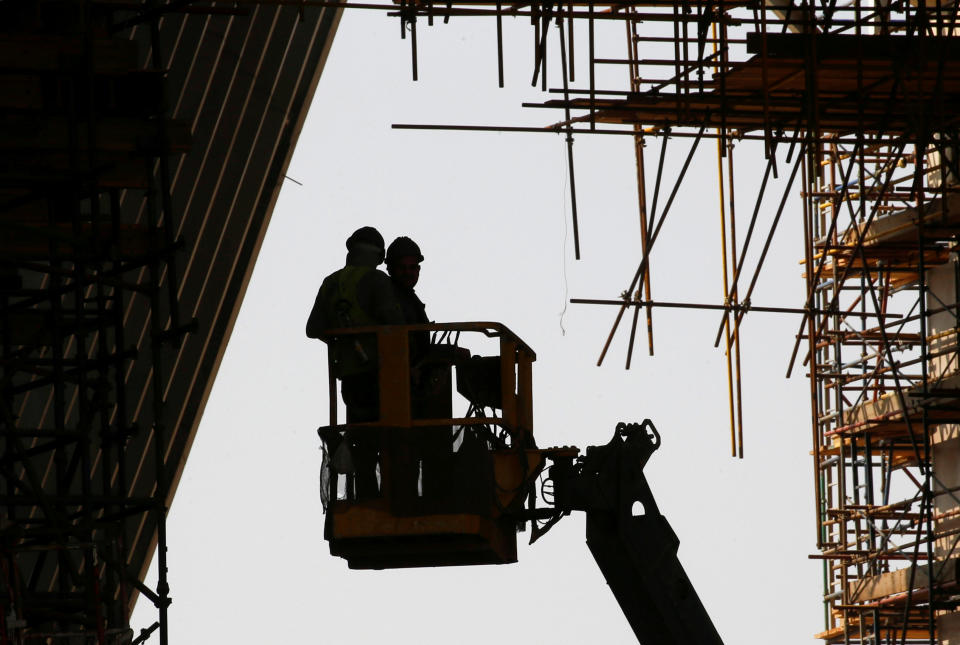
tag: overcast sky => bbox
[134,7,825,643]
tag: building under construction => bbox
[0,2,341,643]
[4,1,960,644]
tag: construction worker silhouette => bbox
[308,227,403,500]
[385,236,429,359]
[307,226,403,422]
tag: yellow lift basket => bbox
[317,322,543,569]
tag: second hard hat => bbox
[386,236,424,263]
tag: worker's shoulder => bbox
[320,264,350,280]
[359,266,393,285]
[319,264,374,286]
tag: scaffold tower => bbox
[0,2,342,643]
[0,4,190,643]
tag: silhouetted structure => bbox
[0,3,341,643]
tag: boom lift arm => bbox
[547,421,725,645]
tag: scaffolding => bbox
[3,2,342,643]
[323,1,960,642]
[0,3,190,643]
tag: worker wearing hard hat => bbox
[385,236,428,323]
[385,236,469,417]
[307,226,403,422]
[385,236,430,361]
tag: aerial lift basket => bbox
[317,322,538,569]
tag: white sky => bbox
[134,7,826,644]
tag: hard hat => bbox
[386,236,424,264]
[346,226,385,253]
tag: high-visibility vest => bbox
[319,265,377,377]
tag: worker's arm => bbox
[306,286,327,339]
